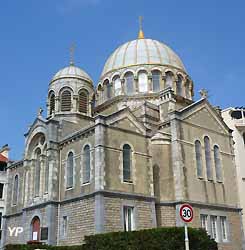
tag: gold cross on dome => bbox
[138,16,145,39]
[139,16,143,30]
[70,43,75,66]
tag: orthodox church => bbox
[2,24,244,250]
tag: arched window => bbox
[123,144,132,182]
[78,90,88,114]
[97,85,102,105]
[35,148,41,197]
[138,71,148,92]
[185,80,190,99]
[204,136,212,180]
[67,152,74,188]
[152,70,161,92]
[124,72,134,95]
[114,76,122,96]
[31,216,40,241]
[83,145,91,184]
[195,140,203,178]
[214,145,222,182]
[104,80,112,99]
[177,75,183,96]
[49,92,55,115]
[61,90,72,112]
[13,175,19,205]
[165,72,173,88]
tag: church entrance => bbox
[31,216,40,241]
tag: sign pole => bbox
[184,223,190,250]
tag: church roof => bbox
[51,65,92,83]
[101,38,186,77]
[0,153,8,162]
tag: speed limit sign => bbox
[179,204,193,223]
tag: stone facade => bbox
[2,33,244,250]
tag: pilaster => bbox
[169,114,185,200]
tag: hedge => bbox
[5,227,217,250]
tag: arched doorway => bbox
[31,216,40,241]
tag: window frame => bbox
[82,145,91,184]
[195,140,203,179]
[60,89,72,112]
[152,70,161,92]
[124,72,134,95]
[204,136,213,180]
[66,151,75,189]
[122,144,132,183]
[78,89,89,114]
[138,70,148,92]
[123,206,135,232]
[210,215,218,241]
[113,76,122,96]
[12,174,19,206]
[214,145,222,182]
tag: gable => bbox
[106,109,146,135]
[181,104,229,135]
[110,117,144,134]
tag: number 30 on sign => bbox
[179,204,193,223]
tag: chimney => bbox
[0,144,10,159]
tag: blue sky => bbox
[0,0,244,160]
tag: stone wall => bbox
[156,205,176,227]
[104,197,156,233]
[58,197,95,245]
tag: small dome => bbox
[51,65,92,83]
[101,38,186,77]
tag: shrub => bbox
[5,227,217,250]
[83,227,218,250]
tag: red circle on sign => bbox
[179,204,193,223]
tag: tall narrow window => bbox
[243,133,245,145]
[220,216,228,241]
[106,81,112,99]
[67,152,74,188]
[61,90,72,111]
[204,136,212,180]
[152,70,161,92]
[123,206,134,231]
[83,145,91,184]
[138,71,148,92]
[78,90,88,114]
[123,144,132,182]
[195,140,203,178]
[214,145,222,182]
[125,72,134,95]
[210,216,218,241]
[49,92,55,115]
[35,148,41,197]
[200,214,208,233]
[114,76,122,96]
[45,158,49,193]
[13,175,19,205]
[62,216,68,237]
[0,212,2,230]
[185,80,190,99]
[176,75,183,96]
[165,72,173,88]
[0,183,4,199]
